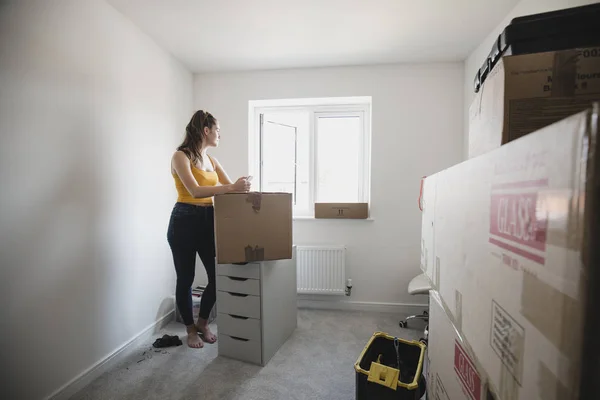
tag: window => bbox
[249,97,371,217]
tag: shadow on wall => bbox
[155,297,176,333]
[0,65,118,398]
[0,1,184,398]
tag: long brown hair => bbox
[177,110,217,165]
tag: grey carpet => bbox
[72,309,426,400]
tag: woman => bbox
[168,110,251,348]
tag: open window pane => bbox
[315,114,361,203]
[260,111,310,213]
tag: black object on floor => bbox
[474,3,600,93]
[355,332,426,400]
[152,334,183,348]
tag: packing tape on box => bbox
[535,114,587,252]
[246,192,262,212]
[435,256,441,290]
[580,106,598,270]
[244,245,265,262]
[519,268,585,400]
[520,269,583,359]
[537,361,570,400]
[550,50,578,98]
[455,290,463,332]
[420,239,428,273]
[536,189,583,251]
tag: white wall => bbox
[463,0,598,158]
[0,1,192,398]
[194,64,464,309]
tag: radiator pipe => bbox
[345,278,353,296]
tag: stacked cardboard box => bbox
[422,107,599,399]
[214,192,292,264]
[469,47,600,159]
[314,202,369,219]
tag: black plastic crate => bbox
[354,332,426,400]
[474,3,600,93]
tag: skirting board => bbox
[48,309,175,400]
[297,298,428,314]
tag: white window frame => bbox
[248,97,372,218]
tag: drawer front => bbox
[217,291,261,319]
[216,274,260,296]
[217,313,262,342]
[217,263,260,280]
[218,334,262,365]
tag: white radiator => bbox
[296,245,346,295]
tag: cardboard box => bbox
[428,290,491,400]
[469,47,600,158]
[314,203,369,219]
[425,106,599,399]
[214,192,292,264]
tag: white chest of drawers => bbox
[216,247,297,366]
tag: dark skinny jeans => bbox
[167,202,216,326]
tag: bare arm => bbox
[172,151,235,198]
[212,157,234,185]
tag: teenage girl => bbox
[168,110,251,348]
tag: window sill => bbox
[293,216,375,221]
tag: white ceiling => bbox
[107,0,520,73]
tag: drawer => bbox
[216,274,260,296]
[218,334,262,365]
[217,291,261,319]
[217,263,260,280]
[217,313,262,342]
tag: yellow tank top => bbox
[173,156,219,205]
